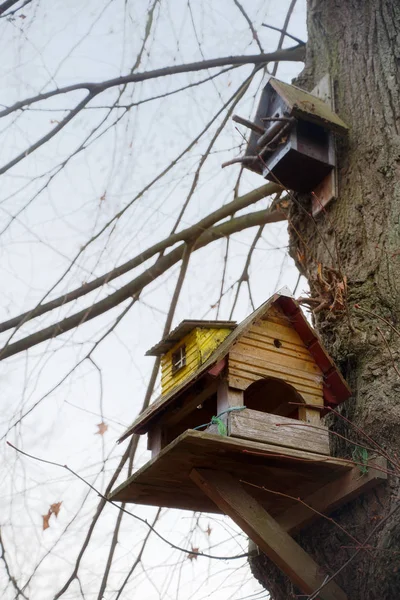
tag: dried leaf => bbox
[187,546,199,561]
[96,422,108,436]
[100,192,106,202]
[50,502,62,517]
[42,510,52,531]
[206,525,212,537]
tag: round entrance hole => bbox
[273,339,282,348]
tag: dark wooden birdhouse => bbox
[111,289,385,600]
[234,77,348,194]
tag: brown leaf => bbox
[100,192,106,202]
[42,510,52,531]
[187,546,199,561]
[96,422,108,436]
[50,502,62,517]
[206,524,212,537]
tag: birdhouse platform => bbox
[111,428,384,522]
[111,289,386,600]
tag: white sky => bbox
[0,1,307,598]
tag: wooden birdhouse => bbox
[111,289,386,600]
[231,77,348,200]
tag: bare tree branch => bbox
[0,200,287,361]
[0,182,280,334]
[0,527,29,599]
[0,46,305,119]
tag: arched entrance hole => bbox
[243,377,304,419]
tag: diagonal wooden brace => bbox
[190,468,347,600]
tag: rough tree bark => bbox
[251,1,400,598]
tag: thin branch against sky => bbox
[0,1,307,598]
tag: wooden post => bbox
[147,425,166,458]
[217,380,243,413]
[190,468,347,600]
[298,405,322,425]
[276,456,387,534]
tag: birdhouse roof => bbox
[119,288,351,441]
[267,78,349,134]
[146,320,237,356]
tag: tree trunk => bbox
[251,1,400,598]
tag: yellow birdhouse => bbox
[111,288,386,600]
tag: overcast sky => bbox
[0,2,307,598]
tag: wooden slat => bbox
[228,408,330,455]
[235,337,321,372]
[239,332,317,363]
[276,456,387,534]
[229,349,323,383]
[251,320,308,345]
[109,430,353,512]
[191,469,347,600]
[229,364,323,397]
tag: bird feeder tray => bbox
[110,428,354,515]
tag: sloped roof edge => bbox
[118,288,351,442]
[268,77,349,134]
[146,320,237,356]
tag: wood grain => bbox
[190,469,347,600]
[228,408,330,454]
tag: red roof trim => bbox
[276,295,351,405]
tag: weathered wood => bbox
[228,408,329,455]
[109,430,353,512]
[298,405,322,424]
[217,380,244,413]
[229,348,323,384]
[147,425,166,458]
[276,455,388,534]
[190,469,348,600]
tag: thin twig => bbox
[6,442,249,562]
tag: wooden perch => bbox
[232,114,264,135]
[221,156,259,169]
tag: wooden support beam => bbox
[275,455,387,535]
[147,425,166,458]
[217,380,244,413]
[190,468,348,600]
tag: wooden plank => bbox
[276,456,388,534]
[110,430,353,511]
[228,408,329,455]
[190,469,347,600]
[239,332,317,363]
[228,363,323,396]
[251,320,308,346]
[229,349,323,383]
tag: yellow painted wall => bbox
[161,327,232,396]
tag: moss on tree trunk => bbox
[251,0,400,597]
